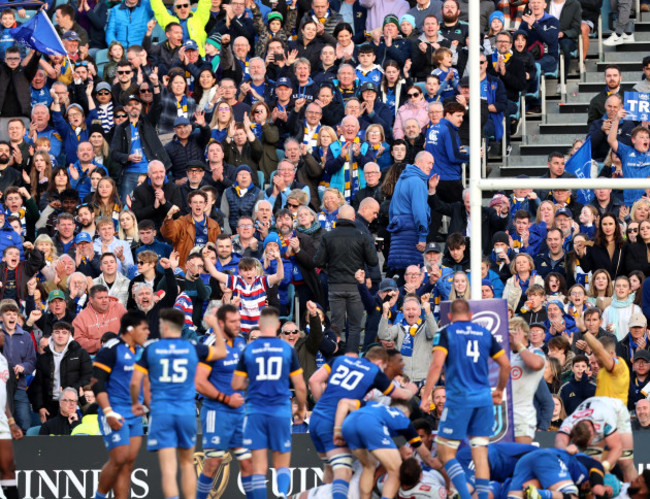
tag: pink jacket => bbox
[72,301,126,354]
[393,99,430,139]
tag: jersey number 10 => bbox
[256,356,282,380]
[466,340,480,363]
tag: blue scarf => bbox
[399,317,422,358]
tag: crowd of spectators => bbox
[0,0,648,454]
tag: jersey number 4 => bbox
[466,340,480,363]
[159,358,189,383]
[256,356,282,381]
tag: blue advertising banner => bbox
[624,92,650,121]
[439,298,514,443]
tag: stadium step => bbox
[596,61,643,71]
[557,102,590,113]
[519,143,573,155]
[499,164,549,176]
[577,81,637,92]
[538,123,589,134]
[615,41,650,51]
[583,70,644,82]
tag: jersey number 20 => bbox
[159,358,189,383]
[256,356,282,380]
[330,365,363,390]
[466,340,480,363]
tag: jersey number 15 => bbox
[159,358,189,383]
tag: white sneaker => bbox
[622,32,636,43]
[603,33,624,46]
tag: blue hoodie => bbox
[520,13,560,64]
[388,163,430,243]
[426,118,469,181]
[0,218,24,260]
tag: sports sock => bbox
[445,458,472,499]
[332,478,350,499]
[196,472,213,499]
[476,478,491,499]
[276,467,291,497]
[1,483,19,499]
[93,491,107,499]
[250,474,267,499]
[538,489,554,499]
[242,474,253,498]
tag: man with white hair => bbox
[130,160,184,229]
[133,255,179,339]
[324,116,372,204]
[38,387,81,435]
[29,103,63,159]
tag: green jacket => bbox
[150,0,211,56]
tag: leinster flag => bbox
[565,136,593,205]
[10,10,66,56]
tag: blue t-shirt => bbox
[234,336,301,417]
[128,122,149,174]
[136,337,212,414]
[434,320,504,408]
[94,337,144,414]
[617,141,650,205]
[201,334,246,414]
[311,356,394,422]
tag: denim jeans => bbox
[120,171,143,204]
[14,388,31,432]
[329,286,364,354]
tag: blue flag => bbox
[10,11,66,56]
[565,136,593,205]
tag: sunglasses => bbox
[97,91,111,95]
[253,109,265,114]
[287,202,300,208]
[407,92,421,98]
[137,260,147,265]
[628,228,639,233]
[117,70,132,75]
[176,2,189,7]
[139,88,152,93]
[115,113,127,118]
[281,329,300,335]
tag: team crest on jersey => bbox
[511,366,523,380]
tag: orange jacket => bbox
[161,214,221,267]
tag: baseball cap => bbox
[275,77,293,89]
[95,81,111,93]
[629,313,648,329]
[126,94,142,104]
[183,39,199,51]
[359,81,378,93]
[529,321,546,330]
[173,116,191,127]
[424,242,442,254]
[48,290,66,303]
[74,232,92,244]
[555,207,573,218]
[634,350,650,362]
[62,30,81,41]
[379,278,398,292]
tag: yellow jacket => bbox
[150,0,211,56]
